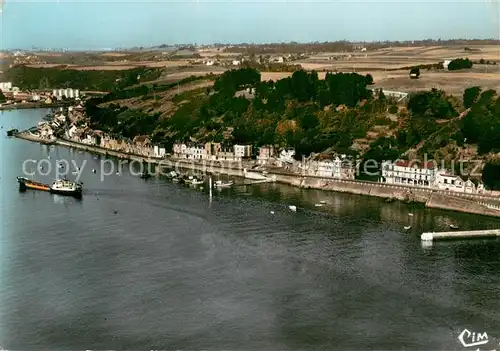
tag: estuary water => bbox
[1,109,500,350]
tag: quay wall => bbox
[14,133,500,218]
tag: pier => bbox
[421,229,500,241]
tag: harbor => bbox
[3,108,500,350]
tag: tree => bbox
[482,161,500,190]
[448,58,473,71]
[365,74,374,85]
[463,86,482,109]
[410,67,420,79]
[0,89,5,103]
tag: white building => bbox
[435,171,464,191]
[154,145,166,158]
[234,144,252,159]
[185,144,207,160]
[173,143,187,158]
[443,60,452,70]
[381,160,436,187]
[53,88,80,99]
[0,82,13,91]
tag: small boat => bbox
[17,176,50,192]
[183,175,204,185]
[214,180,234,188]
[404,226,412,230]
[450,224,459,230]
[289,205,297,212]
[166,171,178,179]
[315,204,323,207]
[320,200,327,204]
[49,178,83,198]
[408,213,414,217]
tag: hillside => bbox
[82,67,500,187]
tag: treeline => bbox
[221,39,500,54]
[4,66,162,91]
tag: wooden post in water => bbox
[209,176,212,205]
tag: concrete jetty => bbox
[421,229,500,241]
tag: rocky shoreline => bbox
[14,131,500,218]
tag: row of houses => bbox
[173,142,253,161]
[65,125,166,158]
[380,160,485,194]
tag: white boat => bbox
[320,200,327,204]
[408,213,414,217]
[243,168,269,181]
[404,226,412,230]
[450,224,459,230]
[49,178,83,198]
[315,204,323,207]
[289,205,297,212]
[214,180,234,188]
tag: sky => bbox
[1,0,499,50]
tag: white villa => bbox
[380,160,484,194]
[381,160,435,187]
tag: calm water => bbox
[1,109,500,350]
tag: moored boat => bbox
[214,180,234,188]
[17,176,50,191]
[49,178,83,198]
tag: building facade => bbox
[381,160,436,187]
[234,144,252,159]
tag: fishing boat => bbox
[214,180,234,188]
[49,178,83,198]
[182,175,204,185]
[17,176,50,192]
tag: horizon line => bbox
[3,37,500,52]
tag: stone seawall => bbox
[15,133,500,218]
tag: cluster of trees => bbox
[448,58,473,71]
[88,68,378,159]
[4,66,162,91]
[458,87,500,154]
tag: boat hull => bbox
[17,177,50,192]
[49,188,83,198]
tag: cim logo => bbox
[458,329,490,348]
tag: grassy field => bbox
[6,44,500,96]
